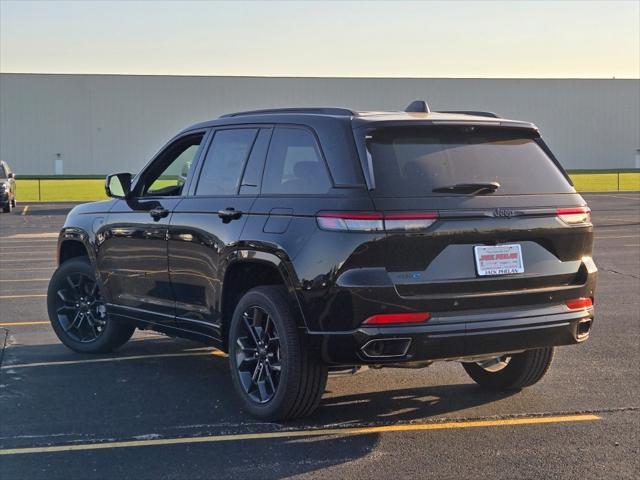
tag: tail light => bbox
[557,207,591,226]
[317,211,438,232]
[565,297,593,310]
[316,212,384,232]
[363,312,431,325]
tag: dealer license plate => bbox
[474,244,524,276]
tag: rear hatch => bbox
[358,124,593,311]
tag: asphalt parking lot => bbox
[0,194,638,479]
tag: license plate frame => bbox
[474,244,524,276]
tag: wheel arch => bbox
[220,251,306,351]
[58,227,97,266]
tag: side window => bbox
[143,134,203,197]
[262,127,332,195]
[195,128,258,196]
[239,128,272,195]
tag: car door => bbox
[168,126,271,341]
[98,131,207,327]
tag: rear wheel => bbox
[228,286,328,420]
[2,201,11,213]
[462,347,555,390]
[47,257,135,353]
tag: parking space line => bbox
[0,278,49,282]
[0,321,50,327]
[2,267,55,271]
[0,240,57,244]
[0,414,600,456]
[0,245,56,250]
[0,294,46,300]
[594,235,639,239]
[0,258,54,262]
[1,350,227,370]
[0,249,55,255]
[2,232,59,239]
[21,205,29,216]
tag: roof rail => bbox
[220,107,356,118]
[405,100,431,113]
[438,110,501,118]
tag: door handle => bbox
[217,207,243,223]
[149,207,169,220]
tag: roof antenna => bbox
[405,100,430,113]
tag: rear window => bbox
[365,127,573,196]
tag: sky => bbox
[1,0,639,78]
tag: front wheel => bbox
[47,257,135,353]
[462,347,555,390]
[228,286,328,421]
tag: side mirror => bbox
[7,173,14,179]
[105,173,132,199]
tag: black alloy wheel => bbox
[235,305,282,404]
[47,257,135,353]
[228,286,328,421]
[53,271,107,343]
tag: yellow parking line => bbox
[1,350,227,370]
[3,232,59,239]
[0,414,600,456]
[21,205,29,216]
[0,321,50,327]
[0,294,47,300]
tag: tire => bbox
[228,286,328,421]
[462,347,555,390]
[2,201,11,213]
[47,257,135,353]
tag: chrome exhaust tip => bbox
[576,318,592,340]
[360,338,412,359]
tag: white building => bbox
[0,73,638,175]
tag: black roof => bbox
[181,102,537,133]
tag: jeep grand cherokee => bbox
[47,101,596,420]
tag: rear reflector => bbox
[557,207,591,225]
[565,297,593,310]
[363,312,431,325]
[317,211,438,232]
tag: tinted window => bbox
[366,127,573,197]
[196,128,258,196]
[0,165,6,178]
[144,134,203,197]
[262,128,332,194]
[239,128,272,195]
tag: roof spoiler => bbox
[438,110,501,118]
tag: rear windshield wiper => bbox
[432,182,500,195]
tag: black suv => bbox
[47,102,597,420]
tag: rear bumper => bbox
[310,305,594,365]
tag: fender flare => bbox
[221,249,309,329]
